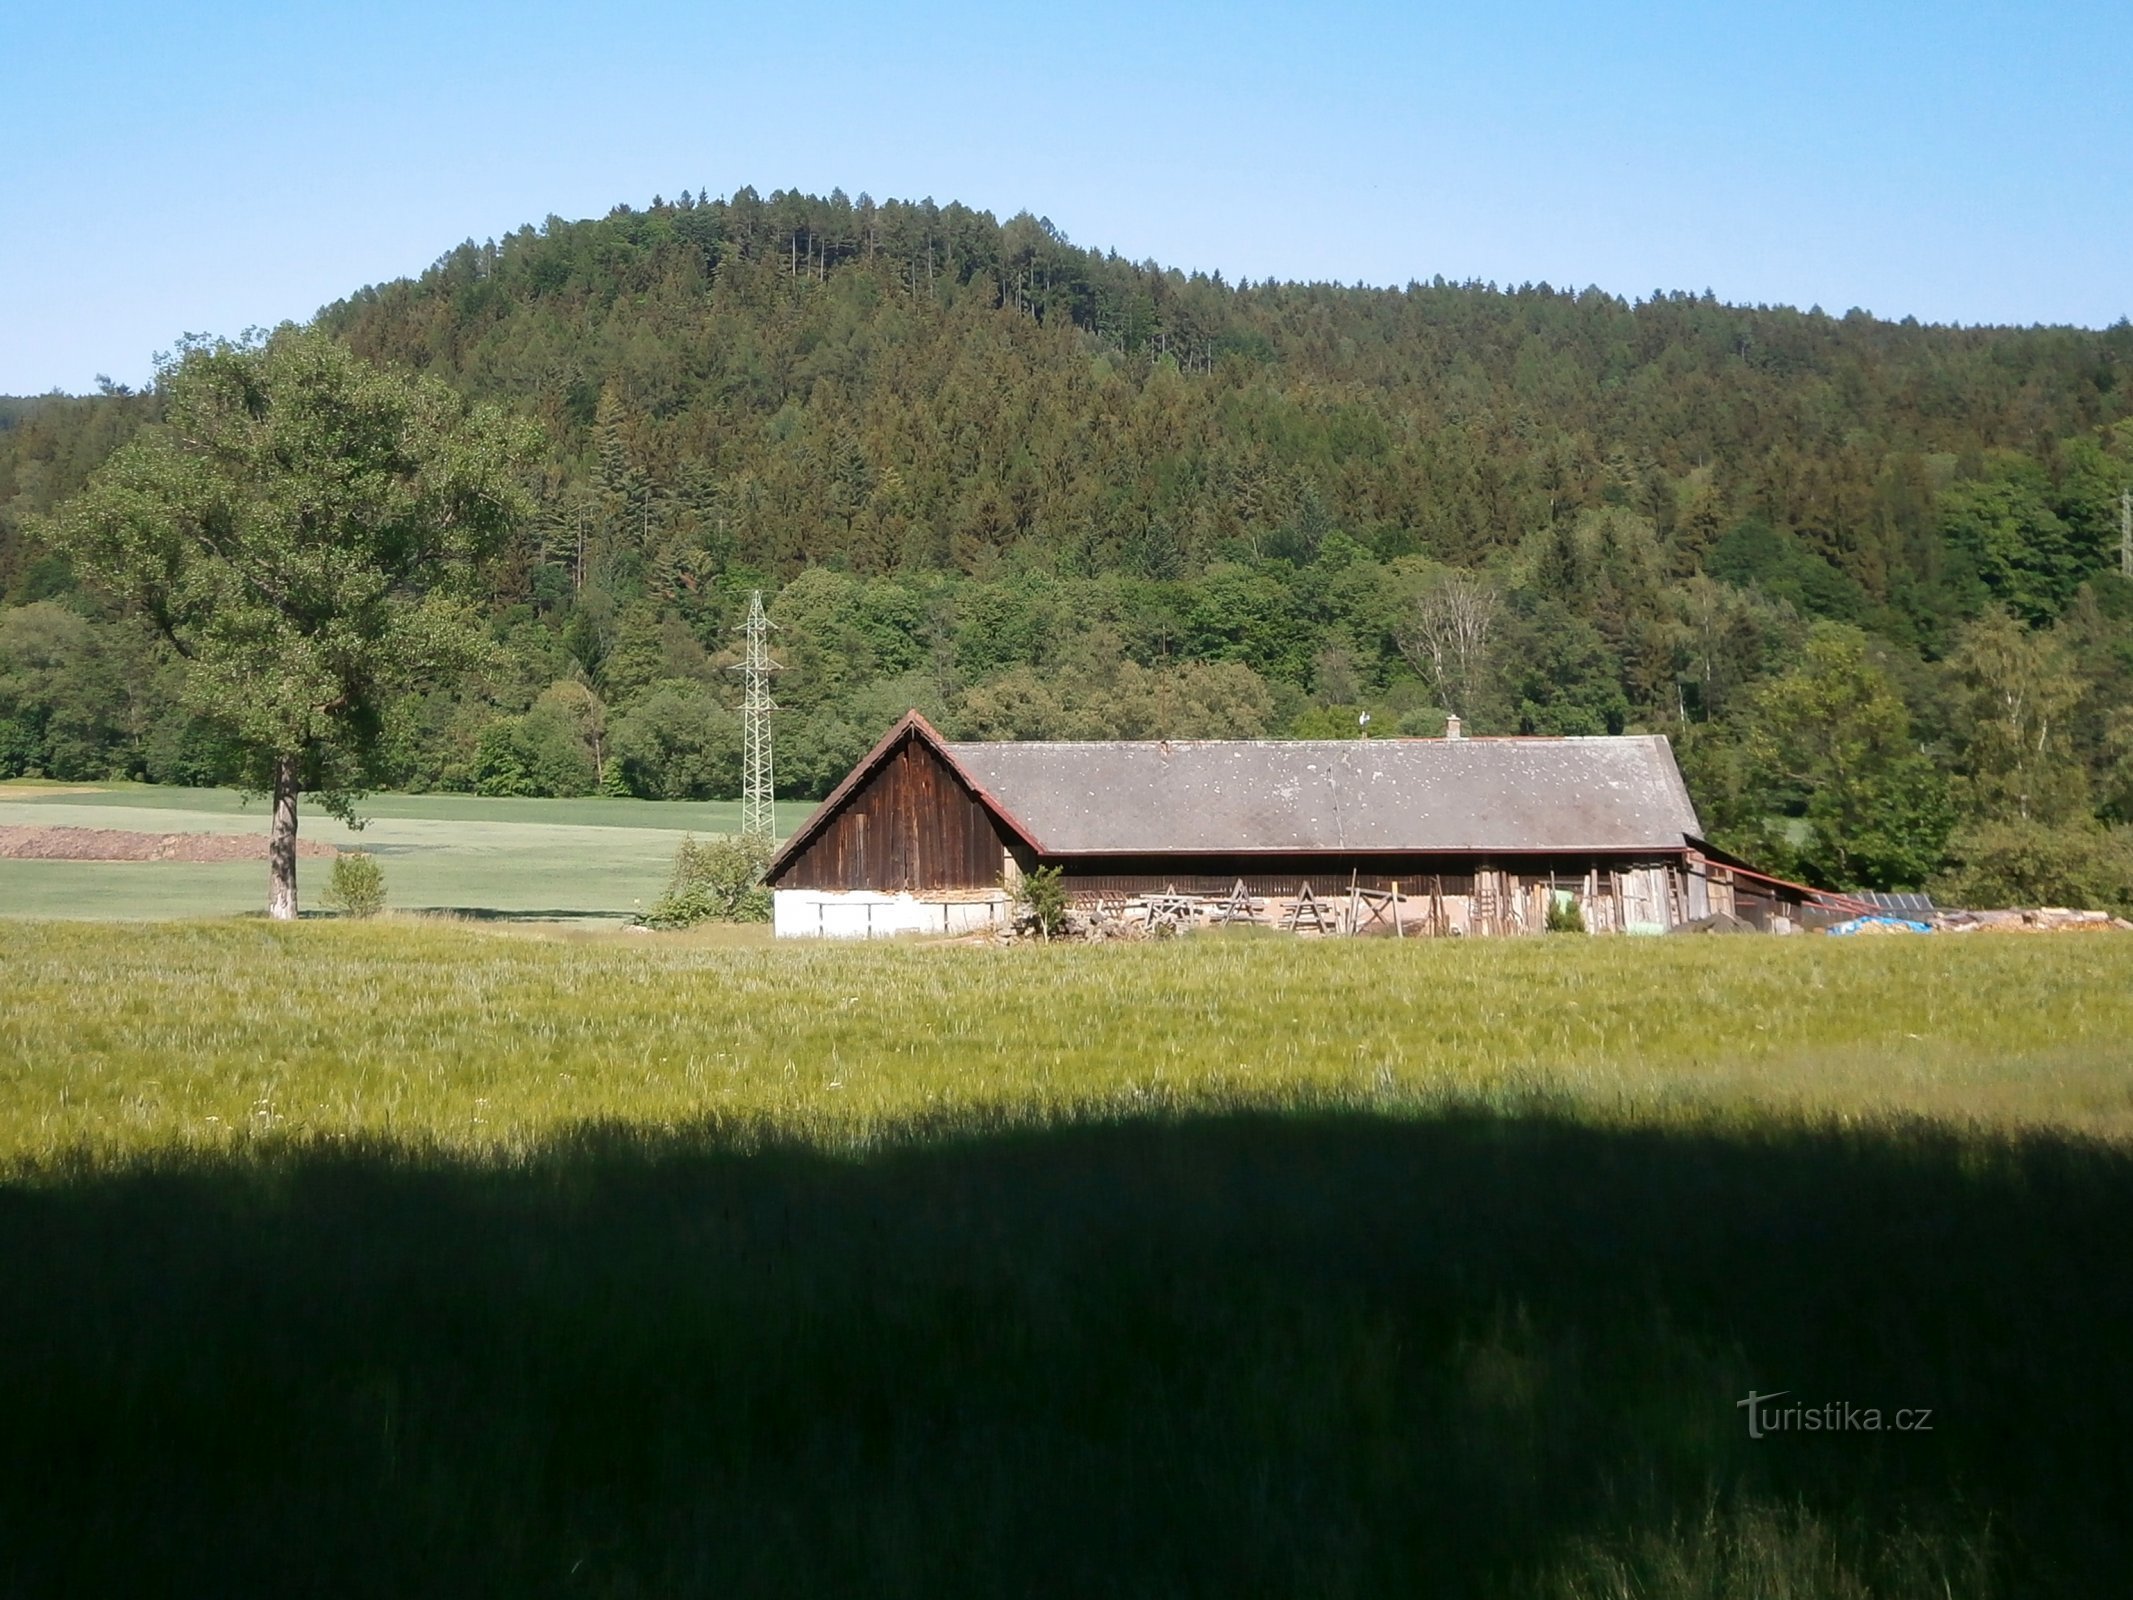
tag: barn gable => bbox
[765,713,1034,891]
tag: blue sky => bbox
[4,0,2128,393]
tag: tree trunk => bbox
[268,754,299,921]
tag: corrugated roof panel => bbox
[941,736,1702,854]
[1857,890,1938,915]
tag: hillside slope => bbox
[4,189,2132,896]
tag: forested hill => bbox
[317,189,2131,619]
[5,188,2133,903]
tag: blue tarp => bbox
[1826,915,1935,936]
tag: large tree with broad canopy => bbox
[57,330,538,917]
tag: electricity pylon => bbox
[732,591,780,841]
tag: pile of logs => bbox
[1937,908,2132,934]
[1005,880,1427,941]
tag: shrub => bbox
[326,851,387,918]
[1544,892,1586,934]
[640,834,773,928]
[1016,864,1069,940]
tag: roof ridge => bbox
[940,734,1658,748]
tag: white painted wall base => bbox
[773,889,1010,940]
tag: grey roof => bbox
[943,735,1703,855]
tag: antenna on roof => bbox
[732,591,781,842]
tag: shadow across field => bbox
[1,1110,2127,1598]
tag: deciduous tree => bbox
[1731,625,1951,890]
[54,331,538,917]
[1394,570,1499,721]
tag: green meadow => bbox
[5,921,2131,1155]
[0,781,811,920]
[2,922,2130,1596]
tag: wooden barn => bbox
[763,711,1799,938]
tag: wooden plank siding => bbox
[1047,855,1687,901]
[776,733,1015,891]
[1042,855,1714,936]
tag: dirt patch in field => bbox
[0,826,341,863]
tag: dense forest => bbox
[5,187,2133,904]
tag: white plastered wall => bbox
[773,889,1010,940]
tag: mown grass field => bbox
[2,924,2129,1596]
[0,781,809,920]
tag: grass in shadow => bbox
[0,1108,2125,1597]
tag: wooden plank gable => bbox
[769,724,1016,891]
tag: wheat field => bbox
[2,920,2128,1161]
[2,922,2129,1597]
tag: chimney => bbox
[1445,714,1463,741]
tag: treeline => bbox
[3,188,2132,905]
